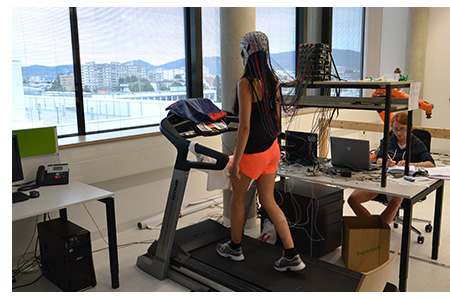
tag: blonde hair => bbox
[391,112,415,133]
[391,112,408,126]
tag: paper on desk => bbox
[408,82,421,111]
[427,166,450,180]
[408,177,429,182]
[388,166,414,175]
[394,176,432,187]
[389,166,450,180]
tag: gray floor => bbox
[12,184,450,293]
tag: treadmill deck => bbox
[170,219,362,292]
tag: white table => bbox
[278,168,445,292]
[12,180,119,289]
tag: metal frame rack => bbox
[283,80,413,187]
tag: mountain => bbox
[201,49,361,75]
[271,52,296,71]
[331,49,361,69]
[157,58,186,70]
[124,60,157,71]
[21,64,74,81]
[202,53,296,76]
[20,49,360,81]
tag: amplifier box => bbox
[260,178,343,258]
[38,218,96,292]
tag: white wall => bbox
[333,7,449,153]
[12,133,224,256]
[422,7,450,152]
[380,8,409,76]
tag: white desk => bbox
[12,180,119,289]
[278,168,445,292]
[278,168,429,199]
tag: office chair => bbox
[373,128,433,244]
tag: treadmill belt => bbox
[183,220,361,292]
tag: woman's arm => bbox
[397,139,436,167]
[231,78,253,180]
[397,160,435,167]
[377,157,396,167]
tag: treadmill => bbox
[136,108,362,292]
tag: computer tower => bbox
[38,218,96,292]
[260,178,343,258]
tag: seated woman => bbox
[347,112,435,224]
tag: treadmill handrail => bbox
[160,114,230,172]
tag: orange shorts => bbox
[232,140,280,180]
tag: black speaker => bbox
[260,178,343,258]
[38,218,96,291]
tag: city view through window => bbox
[12,7,363,136]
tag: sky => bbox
[12,7,186,67]
[12,6,361,67]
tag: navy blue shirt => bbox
[377,134,435,165]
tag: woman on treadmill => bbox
[216,31,306,272]
[347,112,435,224]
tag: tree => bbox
[129,78,154,92]
[49,73,63,91]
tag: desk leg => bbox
[399,200,412,292]
[59,208,68,220]
[99,197,120,289]
[432,184,444,260]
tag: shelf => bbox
[304,80,413,89]
[284,95,409,111]
[280,80,414,188]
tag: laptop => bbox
[330,136,379,171]
[285,131,318,166]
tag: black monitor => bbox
[285,131,318,166]
[12,134,24,183]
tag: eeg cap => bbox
[240,31,270,65]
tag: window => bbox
[331,7,364,95]
[77,7,186,132]
[202,7,221,103]
[12,7,302,138]
[256,7,297,81]
[12,7,76,135]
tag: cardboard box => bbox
[342,216,391,272]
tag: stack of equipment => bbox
[261,178,343,258]
[297,43,331,82]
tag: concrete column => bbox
[220,7,256,227]
[305,7,322,43]
[364,8,383,79]
[405,8,429,125]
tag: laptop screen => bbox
[330,136,373,170]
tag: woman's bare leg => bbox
[347,189,379,217]
[230,172,253,244]
[256,173,294,249]
[380,196,403,224]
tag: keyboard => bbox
[12,191,29,204]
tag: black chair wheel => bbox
[417,236,425,244]
[425,224,433,233]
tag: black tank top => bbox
[244,101,278,154]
